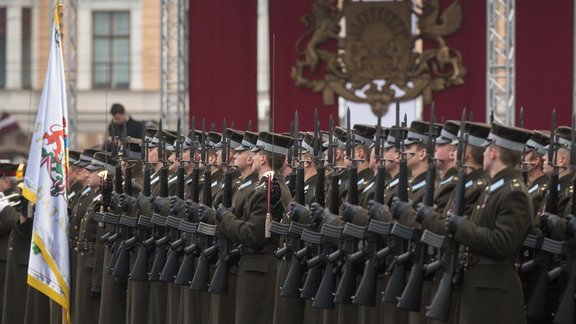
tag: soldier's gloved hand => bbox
[367,200,389,220]
[90,286,102,299]
[110,191,122,210]
[289,202,311,223]
[216,203,233,222]
[101,176,113,209]
[540,212,561,234]
[342,202,362,223]
[310,202,338,225]
[198,203,216,223]
[445,212,464,234]
[269,176,282,206]
[185,199,199,222]
[19,194,30,217]
[391,197,412,220]
[119,193,136,212]
[566,214,576,238]
[154,196,171,215]
[137,193,153,210]
[416,203,435,224]
[169,196,186,215]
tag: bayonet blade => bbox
[519,107,524,128]
[158,118,164,162]
[328,115,334,165]
[346,107,351,158]
[222,118,227,165]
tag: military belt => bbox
[465,254,513,267]
[240,245,276,255]
[76,241,96,252]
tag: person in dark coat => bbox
[446,123,533,324]
[218,131,293,324]
[107,103,143,143]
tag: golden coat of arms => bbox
[291,0,466,115]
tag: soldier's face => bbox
[404,144,423,169]
[148,147,158,164]
[87,170,102,187]
[234,150,253,171]
[435,144,456,169]
[252,152,263,173]
[483,144,496,171]
[76,167,90,183]
[384,147,398,171]
[369,147,378,171]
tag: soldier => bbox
[351,124,377,204]
[73,152,109,324]
[68,150,87,212]
[324,127,350,211]
[521,131,550,227]
[445,123,532,323]
[217,131,293,324]
[0,162,24,323]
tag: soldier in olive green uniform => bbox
[324,127,350,212]
[446,123,533,324]
[522,132,550,230]
[219,131,293,324]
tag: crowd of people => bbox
[0,104,574,324]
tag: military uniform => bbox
[1,207,30,324]
[0,189,19,322]
[455,167,531,323]
[527,174,549,225]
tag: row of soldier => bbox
[0,107,575,324]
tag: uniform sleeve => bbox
[220,190,271,250]
[0,206,20,235]
[455,190,532,260]
[420,210,446,235]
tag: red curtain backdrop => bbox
[268,1,339,133]
[423,0,487,123]
[188,0,257,131]
[516,1,574,129]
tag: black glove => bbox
[154,196,171,215]
[416,202,435,224]
[216,203,233,222]
[110,191,122,210]
[391,197,412,220]
[342,202,362,223]
[540,212,560,234]
[19,194,30,217]
[445,212,464,234]
[289,202,311,223]
[90,286,102,299]
[566,214,576,238]
[101,176,113,209]
[367,200,389,220]
[119,193,136,212]
[309,202,338,225]
[198,203,216,223]
[137,193,153,210]
[169,196,186,215]
[185,199,199,222]
[269,177,282,206]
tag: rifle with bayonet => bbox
[208,121,242,294]
[298,228,323,300]
[382,103,410,303]
[326,115,340,214]
[313,224,342,309]
[314,108,325,207]
[286,121,296,197]
[523,110,559,320]
[397,103,437,311]
[425,109,468,321]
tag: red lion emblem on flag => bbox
[41,121,67,197]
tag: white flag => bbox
[21,6,70,324]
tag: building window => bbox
[21,7,32,88]
[92,11,130,89]
[0,8,6,89]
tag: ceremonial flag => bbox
[21,3,70,323]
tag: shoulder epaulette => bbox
[362,181,375,194]
[489,178,505,193]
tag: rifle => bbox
[327,115,340,214]
[352,219,392,306]
[397,103,437,311]
[313,224,342,309]
[173,220,199,285]
[314,108,325,207]
[425,109,467,321]
[129,215,153,281]
[279,222,308,298]
[190,116,201,203]
[286,120,296,197]
[299,229,323,299]
[159,216,183,282]
[373,106,386,204]
[293,111,305,205]
[102,212,121,275]
[148,214,168,281]
[208,121,242,294]
[524,110,559,319]
[334,223,365,304]
[346,107,359,205]
[142,123,152,197]
[382,103,409,303]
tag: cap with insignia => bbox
[163,131,177,152]
[207,132,222,149]
[555,126,572,149]
[75,149,102,167]
[235,131,258,152]
[183,129,202,150]
[145,127,159,147]
[69,150,82,164]
[353,124,376,147]
[436,121,459,145]
[299,132,324,157]
[122,139,142,160]
[251,131,293,156]
[85,152,116,172]
[384,126,408,149]
[0,163,19,177]
[525,131,550,155]
[216,129,245,150]
[483,123,533,152]
[404,121,442,146]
